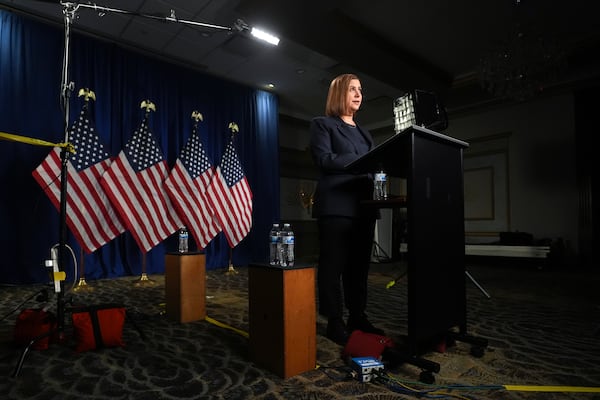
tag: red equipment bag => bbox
[14,308,57,350]
[71,304,126,352]
[342,329,394,359]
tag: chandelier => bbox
[479,1,566,101]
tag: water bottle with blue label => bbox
[279,223,295,267]
[374,169,388,200]
[178,226,189,253]
[269,223,280,265]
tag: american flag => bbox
[206,135,253,248]
[32,105,125,253]
[100,117,182,252]
[165,127,221,249]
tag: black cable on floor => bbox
[0,287,49,322]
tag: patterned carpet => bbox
[1,260,599,400]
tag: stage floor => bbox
[1,260,599,399]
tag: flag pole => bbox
[73,247,93,292]
[223,122,240,276]
[225,247,238,275]
[133,251,156,286]
[72,89,96,293]
[132,100,158,287]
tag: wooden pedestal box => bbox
[248,263,316,378]
[165,252,206,323]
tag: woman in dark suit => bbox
[309,73,384,345]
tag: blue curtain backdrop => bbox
[0,10,280,284]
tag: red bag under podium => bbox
[342,330,394,360]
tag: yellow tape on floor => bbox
[205,315,249,338]
[504,385,600,393]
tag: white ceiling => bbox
[2,0,600,130]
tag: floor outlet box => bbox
[351,357,384,382]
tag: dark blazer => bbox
[309,116,376,218]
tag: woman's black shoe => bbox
[347,314,385,336]
[326,319,349,345]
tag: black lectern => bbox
[346,125,487,375]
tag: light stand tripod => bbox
[371,240,391,263]
[12,2,78,377]
[371,217,391,263]
[385,264,491,299]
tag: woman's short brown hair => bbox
[325,73,359,117]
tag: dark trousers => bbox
[317,215,376,320]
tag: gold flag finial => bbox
[191,111,203,122]
[191,111,203,130]
[140,99,156,113]
[228,122,239,134]
[78,88,96,102]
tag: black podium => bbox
[346,125,487,375]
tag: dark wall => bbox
[574,86,599,268]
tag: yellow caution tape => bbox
[204,315,320,371]
[53,271,67,281]
[204,315,249,338]
[504,385,600,393]
[0,131,75,153]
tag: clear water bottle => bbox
[278,223,290,267]
[278,223,295,267]
[178,226,189,253]
[269,223,280,265]
[285,224,294,267]
[374,168,388,200]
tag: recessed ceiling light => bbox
[296,68,305,74]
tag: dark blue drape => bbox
[0,10,280,284]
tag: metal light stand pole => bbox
[12,1,78,378]
[55,0,78,340]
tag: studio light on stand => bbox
[72,4,283,46]
[392,89,448,134]
[249,27,280,46]
[233,18,280,46]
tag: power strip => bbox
[351,357,385,382]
